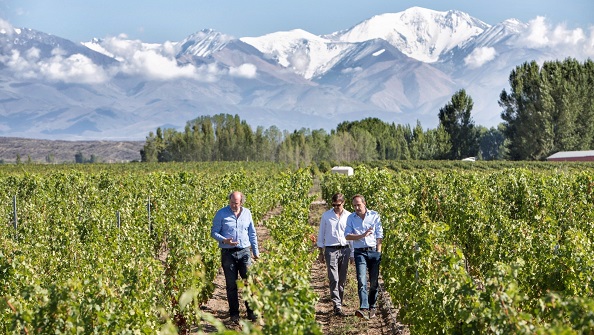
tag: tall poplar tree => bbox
[438,89,479,160]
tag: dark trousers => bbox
[221,247,253,317]
[324,246,350,309]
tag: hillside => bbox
[0,137,144,163]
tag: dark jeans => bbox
[353,249,381,309]
[221,247,253,317]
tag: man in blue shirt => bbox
[316,193,352,317]
[211,191,259,324]
[345,194,383,319]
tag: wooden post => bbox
[147,196,152,233]
[12,195,17,230]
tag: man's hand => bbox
[362,227,373,238]
[317,248,325,264]
[223,238,239,246]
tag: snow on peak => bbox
[241,29,353,79]
[177,29,234,57]
[461,18,527,50]
[329,6,490,63]
[240,28,330,55]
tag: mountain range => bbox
[0,6,591,140]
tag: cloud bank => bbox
[0,48,108,84]
[464,47,497,68]
[0,32,258,84]
[516,16,594,59]
[0,16,592,83]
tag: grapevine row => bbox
[322,166,594,334]
[0,164,284,334]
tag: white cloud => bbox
[0,18,14,35]
[516,16,594,59]
[287,48,310,74]
[0,48,109,84]
[0,50,37,78]
[464,47,497,69]
[121,49,197,80]
[341,67,362,74]
[93,35,225,81]
[229,63,257,78]
[25,47,40,59]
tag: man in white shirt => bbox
[317,193,352,316]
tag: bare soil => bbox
[195,187,409,334]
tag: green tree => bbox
[141,128,165,162]
[75,152,84,163]
[329,131,356,162]
[351,128,378,161]
[438,89,479,160]
[45,154,55,164]
[477,125,505,160]
[500,61,556,160]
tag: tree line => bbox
[141,58,593,163]
[500,58,594,160]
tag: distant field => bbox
[0,137,144,163]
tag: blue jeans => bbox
[353,249,381,309]
[221,247,253,317]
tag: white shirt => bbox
[317,208,351,248]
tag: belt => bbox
[326,245,349,249]
[355,247,376,251]
[223,247,248,252]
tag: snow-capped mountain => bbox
[325,7,490,63]
[0,6,591,140]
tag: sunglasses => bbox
[331,203,343,207]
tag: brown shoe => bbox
[355,309,369,320]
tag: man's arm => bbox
[345,226,373,240]
[375,214,384,252]
[247,212,259,259]
[316,214,326,262]
[316,214,326,248]
[210,211,224,242]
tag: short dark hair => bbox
[331,193,345,203]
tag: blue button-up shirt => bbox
[211,205,259,257]
[344,209,383,249]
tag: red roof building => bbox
[546,150,594,162]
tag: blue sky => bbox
[1,0,593,43]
